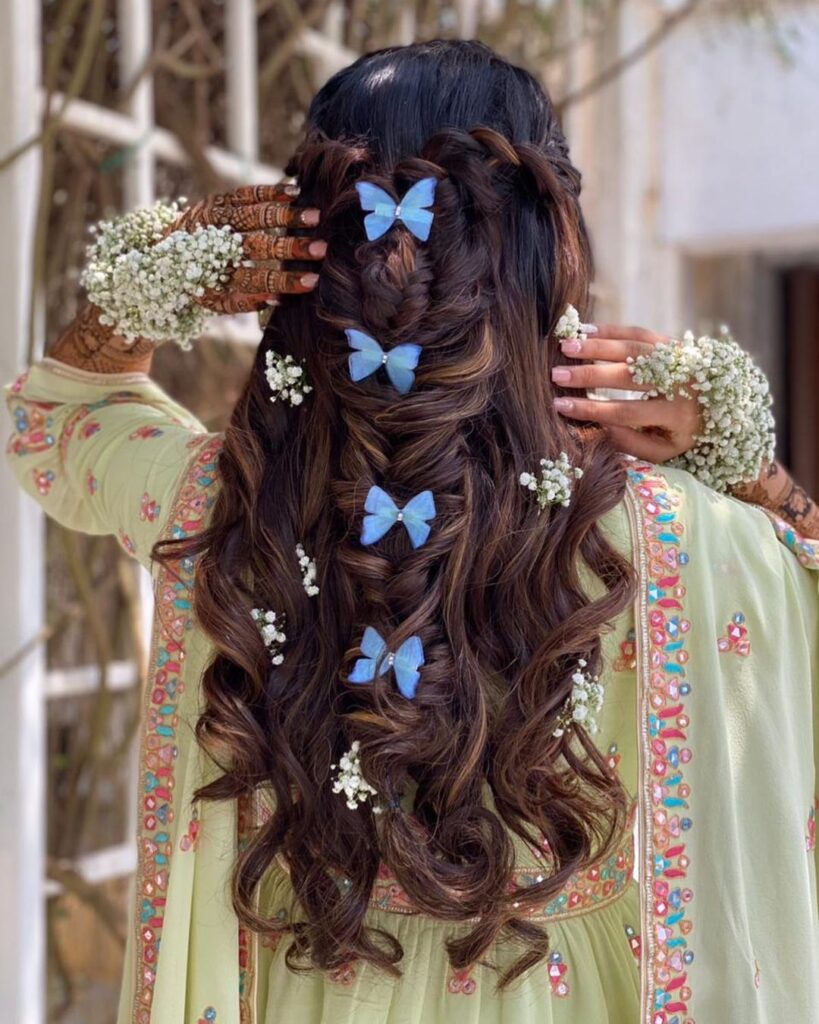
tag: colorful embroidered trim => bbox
[760,510,819,570]
[131,435,221,1024]
[627,464,696,1024]
[368,799,636,920]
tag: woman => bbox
[6,39,818,1024]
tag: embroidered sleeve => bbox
[4,358,216,571]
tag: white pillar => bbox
[0,2,45,1022]
[225,0,259,167]
[117,0,155,206]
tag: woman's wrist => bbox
[731,461,819,538]
[48,303,155,375]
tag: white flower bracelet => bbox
[80,199,243,349]
[627,326,775,493]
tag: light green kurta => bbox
[6,357,818,1024]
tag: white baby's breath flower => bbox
[628,325,775,492]
[264,351,313,406]
[251,607,287,665]
[295,543,320,596]
[553,660,606,738]
[519,452,583,511]
[330,740,380,811]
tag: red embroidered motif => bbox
[328,962,357,986]
[547,951,570,997]
[178,805,200,852]
[625,923,642,961]
[32,467,55,495]
[140,492,161,523]
[807,802,816,853]
[447,965,477,995]
[613,629,637,672]
[628,464,695,1024]
[86,470,98,495]
[130,425,165,440]
[79,419,101,439]
[717,612,750,657]
[118,529,136,556]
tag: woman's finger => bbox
[229,267,319,295]
[242,232,327,262]
[551,362,653,392]
[200,290,273,314]
[230,184,299,204]
[207,203,320,230]
[553,395,672,428]
[559,335,657,362]
[587,324,669,346]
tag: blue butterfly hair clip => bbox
[345,328,421,395]
[355,177,437,242]
[348,626,425,700]
[361,485,436,549]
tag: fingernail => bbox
[300,273,319,287]
[551,368,572,383]
[300,209,320,226]
[284,183,300,196]
[554,397,575,413]
[561,339,582,354]
[580,323,598,334]
[308,240,327,257]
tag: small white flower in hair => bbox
[295,543,320,596]
[330,740,381,811]
[554,304,597,343]
[552,658,606,738]
[251,607,287,665]
[519,452,582,511]
[264,350,313,406]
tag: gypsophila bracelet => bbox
[627,325,775,492]
[520,452,583,511]
[81,200,243,349]
[552,660,605,738]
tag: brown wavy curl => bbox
[155,120,635,989]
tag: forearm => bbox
[732,461,819,538]
[48,303,155,375]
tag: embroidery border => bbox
[130,435,221,1024]
[626,466,696,1024]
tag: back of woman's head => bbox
[168,39,634,988]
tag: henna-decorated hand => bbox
[170,183,324,314]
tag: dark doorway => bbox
[782,267,819,498]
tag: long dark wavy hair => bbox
[157,39,634,989]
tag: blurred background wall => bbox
[1,2,817,1021]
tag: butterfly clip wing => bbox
[393,636,425,699]
[383,344,422,394]
[346,328,385,383]
[400,490,436,548]
[349,626,388,683]
[361,486,399,545]
[395,178,437,242]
